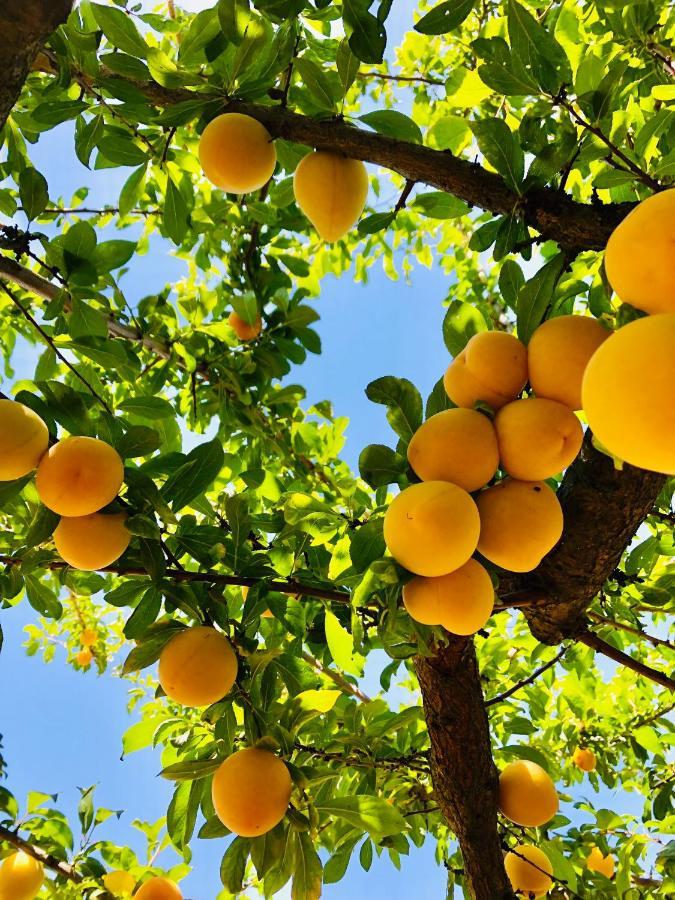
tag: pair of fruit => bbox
[505,842,615,897]
[199,112,368,243]
[104,872,181,898]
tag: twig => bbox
[485,645,569,708]
[645,43,675,78]
[589,611,674,651]
[293,742,430,775]
[302,651,371,703]
[160,126,177,165]
[18,206,159,217]
[394,179,415,213]
[0,282,113,414]
[167,0,176,18]
[579,631,675,691]
[0,823,82,883]
[358,70,445,87]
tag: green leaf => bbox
[37,380,92,436]
[162,439,225,511]
[91,3,148,58]
[359,110,422,144]
[160,759,223,782]
[98,135,147,167]
[69,299,108,340]
[498,259,525,311]
[471,119,524,193]
[179,7,222,59]
[325,610,363,676]
[314,795,405,838]
[167,779,201,854]
[294,57,339,110]
[19,168,49,220]
[357,212,395,235]
[218,0,253,44]
[118,426,161,459]
[506,0,571,93]
[78,786,95,834]
[119,396,175,420]
[415,0,475,35]
[342,0,387,65]
[92,240,136,272]
[358,444,406,488]
[350,519,385,572]
[75,115,105,169]
[230,293,259,325]
[25,505,60,547]
[413,192,469,219]
[220,837,251,892]
[336,39,360,92]
[164,176,190,245]
[442,300,488,355]
[123,587,162,640]
[292,831,322,900]
[516,252,567,343]
[365,376,423,443]
[24,574,62,619]
[121,626,181,674]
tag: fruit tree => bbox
[0,1,674,898]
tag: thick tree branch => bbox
[0,823,81,883]
[578,631,675,691]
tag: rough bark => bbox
[520,433,665,643]
[415,639,514,900]
[0,0,73,131]
[0,824,81,883]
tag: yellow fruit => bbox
[212,747,292,837]
[133,876,182,900]
[504,845,553,897]
[54,512,130,571]
[499,760,559,827]
[0,399,49,481]
[494,398,583,481]
[443,332,527,411]
[586,846,615,879]
[582,313,675,474]
[229,311,262,341]
[199,113,276,193]
[76,648,93,666]
[0,851,44,900]
[104,870,137,895]
[528,315,610,411]
[81,627,98,647]
[293,151,368,242]
[158,626,237,707]
[604,188,675,314]
[383,481,480,577]
[572,747,596,772]
[476,478,563,572]
[407,408,499,492]
[36,436,124,516]
[402,559,494,635]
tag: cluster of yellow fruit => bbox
[0,400,130,572]
[384,317,611,633]
[75,626,98,669]
[158,626,292,838]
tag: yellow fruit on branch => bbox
[383,481,480,577]
[158,626,238,708]
[604,188,675,315]
[36,436,124,517]
[406,408,499,492]
[80,627,98,647]
[133,876,182,899]
[402,559,494,635]
[212,747,292,837]
[476,478,563,573]
[582,313,675,475]
[229,311,262,341]
[198,113,276,194]
[494,397,583,481]
[76,648,93,666]
[0,399,49,481]
[504,844,554,897]
[0,851,44,900]
[586,846,615,879]
[443,331,527,411]
[54,512,130,571]
[104,869,137,895]
[528,315,610,411]
[498,760,559,827]
[293,151,369,242]
[572,747,596,772]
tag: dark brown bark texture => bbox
[0,0,72,131]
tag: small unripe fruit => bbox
[586,846,615,879]
[476,478,563,572]
[582,313,675,474]
[133,876,182,900]
[212,747,292,837]
[528,315,610,411]
[504,845,553,897]
[499,760,559,827]
[0,850,44,900]
[104,870,137,895]
[199,113,276,194]
[158,626,237,708]
[402,559,494,635]
[443,332,527,411]
[76,648,93,666]
[494,397,583,481]
[407,408,499,492]
[54,512,130,571]
[81,627,98,647]
[384,481,480,577]
[229,311,262,341]
[604,188,675,315]
[293,151,368,242]
[36,436,124,516]
[0,399,49,480]
[572,747,596,772]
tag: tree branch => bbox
[301,651,372,703]
[485,645,569,708]
[578,631,675,691]
[293,742,430,775]
[589,611,674,651]
[0,823,81,883]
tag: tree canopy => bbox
[0,1,673,898]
